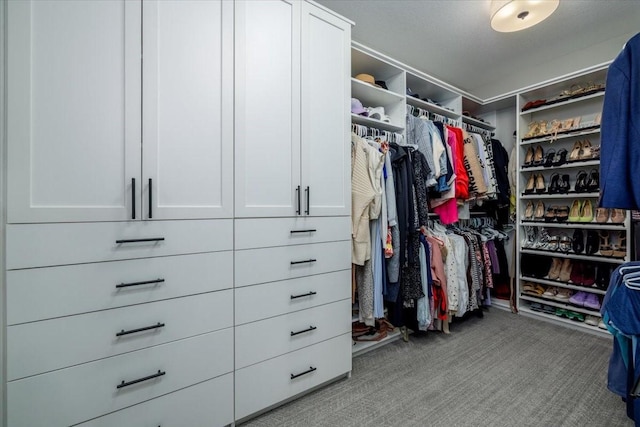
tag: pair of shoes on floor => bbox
[568,291,601,310]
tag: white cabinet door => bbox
[6,0,141,223]
[234,0,302,217]
[143,0,233,220]
[301,3,351,217]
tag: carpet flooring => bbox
[241,307,632,427]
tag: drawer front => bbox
[235,333,351,420]
[235,240,350,287]
[235,299,351,369]
[77,374,233,427]
[235,216,349,249]
[7,251,232,325]
[6,219,232,269]
[235,269,351,325]
[7,329,233,427]
[8,290,232,381]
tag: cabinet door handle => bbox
[148,178,153,219]
[131,178,136,219]
[116,322,165,337]
[295,185,301,215]
[290,291,317,300]
[117,370,165,389]
[290,325,316,336]
[290,259,316,265]
[305,186,310,215]
[290,229,317,234]
[115,237,165,244]
[290,366,316,380]
[116,278,165,289]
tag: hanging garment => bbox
[462,130,488,197]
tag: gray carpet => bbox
[242,308,632,427]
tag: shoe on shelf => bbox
[581,139,594,160]
[543,286,558,299]
[522,226,537,248]
[524,201,534,220]
[568,140,583,162]
[535,174,546,194]
[569,291,588,306]
[611,208,627,224]
[585,315,599,327]
[523,146,534,167]
[586,230,600,255]
[586,169,599,192]
[598,319,608,330]
[574,170,589,192]
[548,173,560,194]
[595,264,611,290]
[543,148,556,168]
[558,258,572,282]
[534,201,545,220]
[555,287,573,301]
[546,258,562,280]
[595,207,610,223]
[583,293,601,311]
[556,205,570,222]
[612,231,627,258]
[599,231,614,257]
[545,206,557,222]
[582,263,596,287]
[570,261,583,284]
[524,173,536,194]
[579,199,594,222]
[533,145,544,166]
[568,200,582,222]
[533,227,551,249]
[558,174,571,194]
[552,148,568,167]
[559,234,572,253]
[572,229,584,254]
[547,235,560,251]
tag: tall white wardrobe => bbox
[1,1,352,426]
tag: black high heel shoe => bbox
[574,170,588,193]
[548,173,560,194]
[558,174,570,194]
[544,149,556,167]
[586,168,600,192]
[552,148,568,166]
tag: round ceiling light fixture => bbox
[491,0,560,32]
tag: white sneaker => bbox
[585,315,599,326]
[598,319,608,330]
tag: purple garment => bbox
[487,240,501,274]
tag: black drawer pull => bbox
[305,186,310,215]
[290,326,317,336]
[117,370,165,389]
[295,185,301,215]
[291,366,316,380]
[290,291,317,300]
[131,177,136,219]
[116,237,165,244]
[116,278,165,289]
[148,178,153,219]
[290,259,316,265]
[290,229,317,234]
[116,322,165,337]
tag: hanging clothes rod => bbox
[351,123,403,143]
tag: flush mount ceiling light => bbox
[491,0,560,32]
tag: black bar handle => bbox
[290,229,317,234]
[290,366,316,380]
[148,178,153,219]
[295,185,301,215]
[116,278,165,289]
[117,370,165,389]
[290,291,317,300]
[115,237,165,244]
[116,322,165,337]
[131,178,136,219]
[290,326,317,336]
[290,259,316,265]
[305,186,310,215]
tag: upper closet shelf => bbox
[405,96,459,120]
[520,127,600,145]
[351,113,404,132]
[351,78,404,106]
[520,91,605,116]
[462,115,495,131]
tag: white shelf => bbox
[520,294,602,317]
[520,221,627,230]
[352,329,403,357]
[518,306,609,337]
[520,248,627,264]
[520,275,607,295]
[351,113,404,132]
[519,159,599,172]
[520,127,600,145]
[520,91,605,116]
[520,192,600,199]
[351,78,405,106]
[462,115,495,130]
[405,96,458,119]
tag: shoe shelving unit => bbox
[516,65,630,336]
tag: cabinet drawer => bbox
[235,333,351,421]
[236,299,351,369]
[235,241,350,287]
[7,251,232,325]
[7,329,233,427]
[235,216,349,249]
[235,269,351,325]
[77,374,233,427]
[6,219,232,269]
[8,290,232,381]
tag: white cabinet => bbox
[7,0,233,223]
[235,0,351,217]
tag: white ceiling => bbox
[315,0,640,101]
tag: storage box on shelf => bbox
[516,66,628,335]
